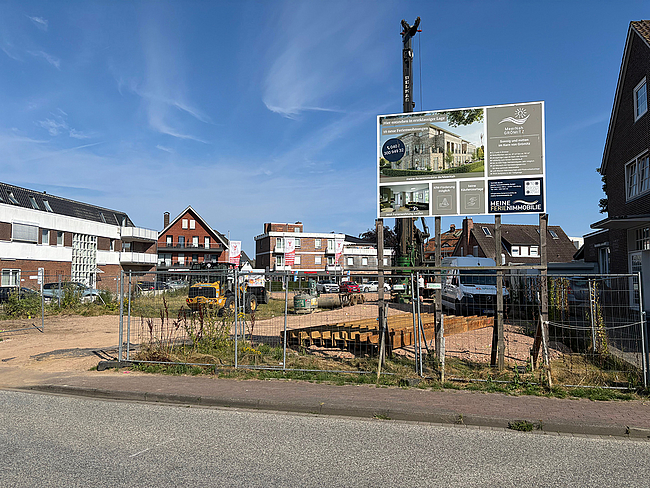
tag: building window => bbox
[276,237,283,249]
[190,220,196,230]
[315,238,321,249]
[204,237,210,249]
[295,238,301,248]
[57,231,64,246]
[1,269,20,286]
[636,227,650,250]
[178,253,185,265]
[481,227,491,237]
[362,257,368,266]
[43,200,53,212]
[29,196,40,210]
[315,255,322,265]
[110,239,115,252]
[276,255,284,267]
[41,228,49,245]
[7,192,19,205]
[347,257,354,266]
[327,256,335,265]
[530,246,539,257]
[12,222,38,243]
[327,239,335,252]
[182,219,188,229]
[192,254,198,263]
[549,230,559,239]
[166,235,172,246]
[178,236,185,248]
[598,247,610,274]
[634,78,647,121]
[294,255,301,265]
[512,246,520,257]
[383,257,389,266]
[626,153,650,200]
[192,236,199,248]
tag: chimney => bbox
[449,224,455,233]
[462,218,473,257]
[163,212,170,228]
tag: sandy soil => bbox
[0,301,554,383]
[0,315,120,378]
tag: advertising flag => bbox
[335,238,344,264]
[229,240,241,265]
[285,237,296,267]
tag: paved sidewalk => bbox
[3,367,650,439]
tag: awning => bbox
[591,214,650,230]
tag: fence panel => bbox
[119,268,647,388]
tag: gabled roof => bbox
[466,222,577,263]
[0,181,134,226]
[601,20,650,174]
[159,205,228,247]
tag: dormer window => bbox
[634,78,647,121]
[29,196,40,210]
[43,200,53,212]
[7,192,19,205]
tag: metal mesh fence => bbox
[0,270,122,335]
[119,268,649,388]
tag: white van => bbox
[441,256,509,316]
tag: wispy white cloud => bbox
[28,50,60,69]
[27,16,48,31]
[37,111,94,139]
[156,145,173,153]
[119,13,212,143]
[2,44,22,61]
[262,2,385,118]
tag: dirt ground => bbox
[0,315,120,383]
[0,301,557,384]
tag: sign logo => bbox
[499,107,530,125]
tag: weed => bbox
[508,420,534,432]
[373,413,391,420]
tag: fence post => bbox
[283,274,288,372]
[118,269,124,362]
[588,279,597,353]
[235,267,239,369]
[440,314,445,383]
[638,272,648,388]
[127,271,132,361]
[411,273,419,374]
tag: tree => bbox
[359,224,399,250]
[442,109,484,127]
[445,149,454,166]
[598,169,608,214]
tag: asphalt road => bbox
[1,390,649,487]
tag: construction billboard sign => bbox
[377,101,545,218]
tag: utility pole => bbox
[396,17,420,268]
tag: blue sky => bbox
[0,1,647,254]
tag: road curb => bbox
[20,384,647,438]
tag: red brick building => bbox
[156,206,229,271]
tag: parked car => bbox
[166,280,188,291]
[316,280,339,294]
[0,286,37,303]
[361,281,391,292]
[137,281,170,295]
[42,282,101,303]
[339,281,361,293]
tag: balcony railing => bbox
[120,227,158,241]
[120,252,157,264]
[160,242,220,249]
